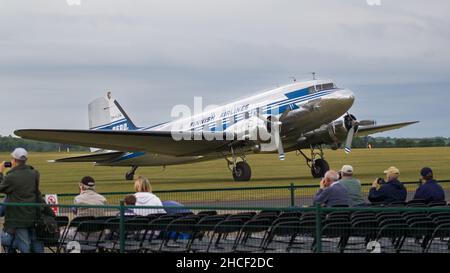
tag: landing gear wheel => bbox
[311,159,329,178]
[232,161,252,182]
[125,171,135,181]
[125,166,138,181]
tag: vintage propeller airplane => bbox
[15,78,417,181]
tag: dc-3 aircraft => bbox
[15,78,418,182]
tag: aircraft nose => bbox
[335,89,355,107]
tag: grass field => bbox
[1,147,449,195]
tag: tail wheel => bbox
[232,161,252,181]
[311,159,330,178]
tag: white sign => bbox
[45,194,59,215]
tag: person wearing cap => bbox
[338,165,367,206]
[413,167,445,203]
[73,176,107,217]
[0,148,49,253]
[368,166,407,204]
[313,170,350,207]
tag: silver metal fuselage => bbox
[99,80,355,166]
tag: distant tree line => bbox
[0,135,89,152]
[351,136,450,148]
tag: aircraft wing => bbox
[49,151,125,163]
[15,129,236,157]
[356,121,419,137]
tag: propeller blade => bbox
[272,121,285,160]
[344,126,355,154]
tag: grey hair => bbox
[80,184,95,191]
[324,170,339,182]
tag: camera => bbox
[4,162,12,168]
[377,177,385,184]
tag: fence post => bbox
[314,203,322,253]
[290,183,295,207]
[119,201,125,254]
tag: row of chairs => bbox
[50,207,450,253]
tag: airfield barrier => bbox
[1,202,450,253]
[28,179,450,208]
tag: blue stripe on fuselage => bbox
[113,152,146,163]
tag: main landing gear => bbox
[125,166,139,181]
[297,145,330,178]
[225,147,252,182]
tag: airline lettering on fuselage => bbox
[189,104,250,128]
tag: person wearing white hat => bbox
[0,148,48,253]
[338,165,367,206]
[368,166,407,204]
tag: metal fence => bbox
[1,203,450,253]
[39,180,450,208]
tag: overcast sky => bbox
[0,0,449,137]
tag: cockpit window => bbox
[308,82,336,94]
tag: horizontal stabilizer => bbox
[49,151,125,163]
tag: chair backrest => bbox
[166,218,198,234]
[269,220,303,237]
[197,210,217,216]
[69,216,95,228]
[196,215,228,232]
[428,201,447,207]
[125,218,149,232]
[240,219,272,234]
[279,211,302,218]
[321,222,352,237]
[75,220,106,236]
[55,216,69,228]
[214,219,243,235]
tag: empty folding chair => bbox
[195,219,243,253]
[321,222,352,253]
[234,219,272,253]
[425,223,450,253]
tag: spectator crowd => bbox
[0,147,447,253]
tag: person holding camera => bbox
[413,167,445,203]
[0,148,46,253]
[368,166,407,204]
[313,170,350,207]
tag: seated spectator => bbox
[133,176,166,216]
[338,165,367,206]
[314,170,350,207]
[122,194,137,216]
[413,167,445,203]
[74,176,107,217]
[368,166,407,204]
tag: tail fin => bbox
[88,92,138,131]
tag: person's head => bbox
[420,167,433,181]
[80,176,96,192]
[383,166,400,181]
[10,148,28,168]
[323,170,339,187]
[341,165,354,178]
[134,176,152,193]
[124,194,137,206]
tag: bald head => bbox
[323,170,339,187]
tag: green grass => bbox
[1,147,449,195]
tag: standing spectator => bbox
[413,167,445,203]
[133,176,166,216]
[369,166,407,204]
[74,176,107,217]
[314,170,350,207]
[0,148,48,253]
[338,165,367,206]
